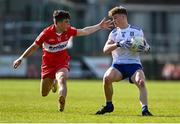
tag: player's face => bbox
[57,19,70,32]
[112,14,125,27]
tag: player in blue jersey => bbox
[95,6,153,116]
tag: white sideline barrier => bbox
[83,56,111,79]
[0,55,27,76]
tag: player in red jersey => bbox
[13,10,113,112]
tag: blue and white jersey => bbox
[108,24,144,65]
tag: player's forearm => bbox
[103,43,117,54]
[78,24,101,36]
[19,43,38,60]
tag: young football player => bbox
[95,6,152,116]
[13,10,113,112]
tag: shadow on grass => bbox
[89,113,180,118]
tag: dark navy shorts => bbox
[112,63,143,83]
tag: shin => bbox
[56,68,69,98]
[132,70,148,106]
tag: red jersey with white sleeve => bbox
[35,24,77,79]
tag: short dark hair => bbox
[53,10,71,22]
[108,6,128,17]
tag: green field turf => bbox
[0,79,180,123]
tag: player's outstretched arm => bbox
[76,18,113,36]
[13,42,39,69]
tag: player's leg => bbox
[40,77,54,97]
[55,67,69,112]
[104,67,123,103]
[131,69,147,105]
[96,67,123,115]
[131,69,153,116]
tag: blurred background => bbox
[0,0,179,80]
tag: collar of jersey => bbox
[117,24,130,30]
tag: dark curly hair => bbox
[53,10,71,22]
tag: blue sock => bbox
[106,101,113,108]
[142,105,148,112]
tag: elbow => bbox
[79,29,89,36]
[103,48,110,55]
[84,30,91,36]
[83,33,89,36]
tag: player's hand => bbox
[144,40,151,53]
[116,40,132,49]
[13,58,22,69]
[137,40,150,53]
[99,18,114,30]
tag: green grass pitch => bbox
[0,79,180,123]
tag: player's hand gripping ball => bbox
[130,36,146,52]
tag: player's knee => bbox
[103,75,112,85]
[60,76,66,82]
[137,79,145,87]
[57,76,67,84]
